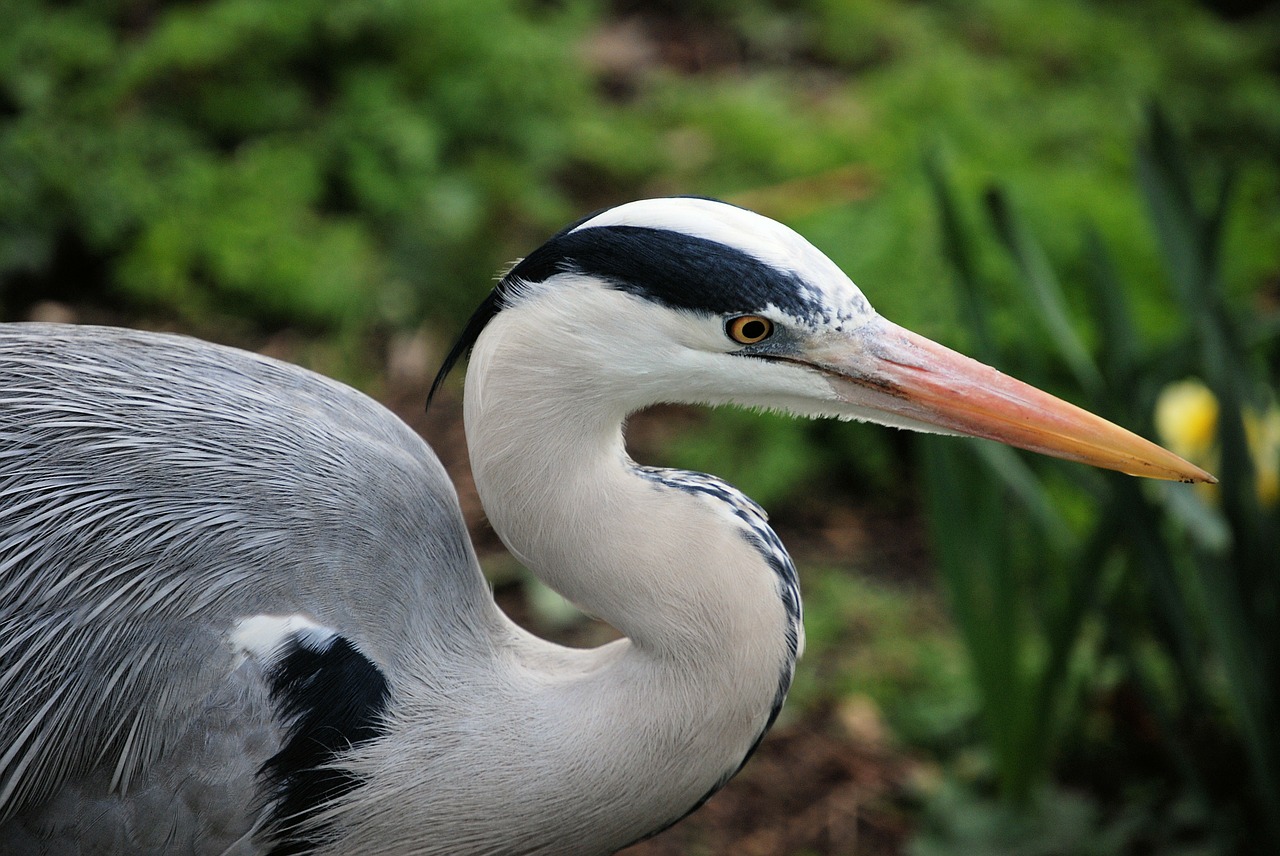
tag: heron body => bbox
[0,199,1210,854]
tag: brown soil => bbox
[620,719,914,856]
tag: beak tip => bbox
[1152,457,1218,485]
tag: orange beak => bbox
[813,317,1216,484]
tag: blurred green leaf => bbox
[984,187,1103,397]
[923,105,1280,851]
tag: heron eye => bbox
[726,315,774,345]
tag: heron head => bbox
[434,197,1213,484]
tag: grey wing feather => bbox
[0,324,486,843]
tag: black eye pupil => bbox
[741,320,766,340]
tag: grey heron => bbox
[0,198,1211,854]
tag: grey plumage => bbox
[1,325,488,851]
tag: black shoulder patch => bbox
[260,634,391,855]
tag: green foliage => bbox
[660,407,905,508]
[913,780,1221,856]
[920,108,1279,852]
[6,0,1277,359]
[788,569,974,748]
[1136,107,1280,849]
[0,0,605,327]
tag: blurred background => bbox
[3,0,1278,852]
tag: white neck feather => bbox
[453,281,799,850]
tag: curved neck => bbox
[463,304,797,666]
[454,302,802,847]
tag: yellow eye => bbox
[726,315,774,345]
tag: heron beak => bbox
[812,317,1216,483]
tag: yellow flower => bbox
[1244,408,1280,506]
[1154,379,1219,460]
[1154,378,1280,507]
